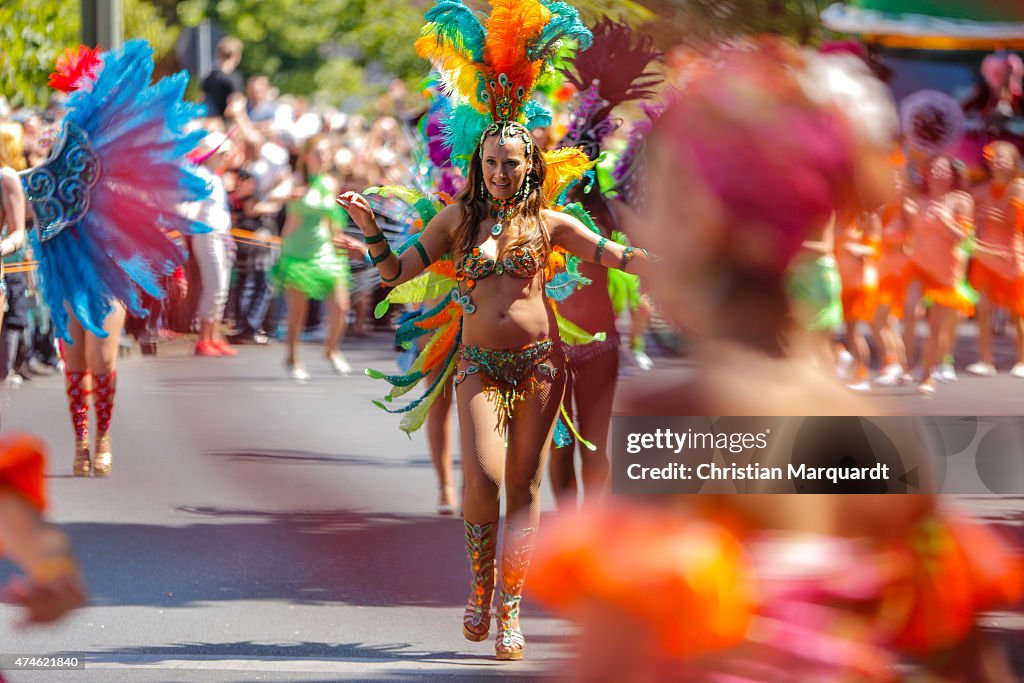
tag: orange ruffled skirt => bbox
[910,263,975,317]
[968,260,1024,316]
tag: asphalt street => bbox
[0,328,1022,682]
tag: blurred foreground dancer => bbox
[0,435,86,629]
[531,39,1023,683]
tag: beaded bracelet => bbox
[363,231,386,245]
[370,243,393,265]
[595,237,608,264]
[620,246,636,271]
[380,260,403,284]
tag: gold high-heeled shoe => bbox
[464,521,496,642]
[93,435,112,477]
[73,440,92,477]
[495,526,535,661]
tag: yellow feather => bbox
[415,36,483,105]
[542,147,594,202]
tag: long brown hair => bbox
[453,130,549,259]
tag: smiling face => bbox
[480,134,530,201]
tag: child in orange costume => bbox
[0,434,86,628]
[907,156,976,396]
[836,211,880,390]
[967,141,1024,378]
[873,165,912,385]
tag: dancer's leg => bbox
[88,303,126,476]
[62,317,91,476]
[570,350,616,502]
[324,280,351,372]
[426,372,456,512]
[498,354,567,659]
[455,369,507,642]
[284,288,309,368]
[547,374,577,508]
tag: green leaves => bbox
[1,0,179,109]
[0,1,78,108]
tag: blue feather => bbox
[25,39,209,341]
[530,1,593,61]
[545,258,592,302]
[523,100,552,130]
[423,0,487,62]
[443,104,490,174]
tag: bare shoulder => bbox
[541,208,574,234]
[1009,178,1024,200]
[0,167,23,196]
[0,167,20,185]
[433,202,465,233]
[420,202,465,248]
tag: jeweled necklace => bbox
[485,177,530,237]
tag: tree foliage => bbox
[634,0,834,48]
[1,0,840,111]
[175,0,679,108]
[1,0,180,109]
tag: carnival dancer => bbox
[0,434,86,627]
[529,40,1022,683]
[907,156,976,397]
[787,216,844,372]
[835,209,880,390]
[19,43,211,476]
[966,141,1024,377]
[873,162,912,385]
[546,17,660,506]
[608,109,660,371]
[339,0,651,660]
[273,135,366,383]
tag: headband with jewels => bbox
[415,0,593,175]
[557,17,661,162]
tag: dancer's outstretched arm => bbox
[337,191,456,288]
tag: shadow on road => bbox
[205,448,449,470]
[87,640,489,662]
[19,508,478,609]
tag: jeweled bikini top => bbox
[457,244,543,280]
[453,243,544,315]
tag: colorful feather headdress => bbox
[560,17,661,161]
[415,0,594,171]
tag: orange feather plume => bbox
[423,307,462,371]
[482,0,550,122]
[415,299,460,331]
